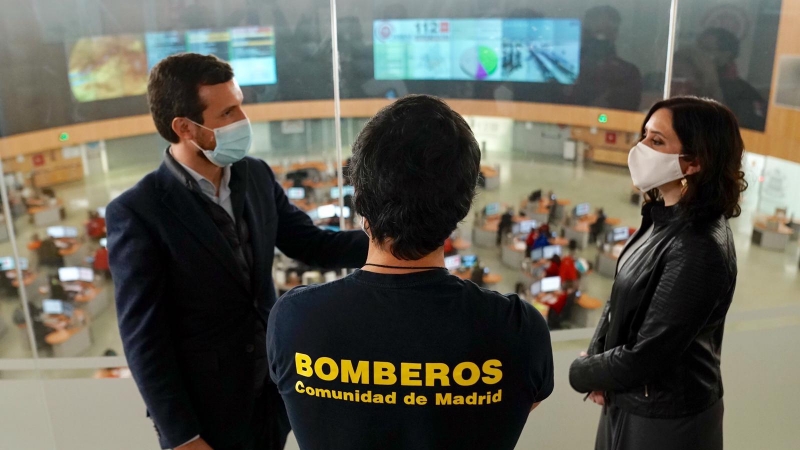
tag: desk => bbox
[45,326,92,357]
[59,242,86,267]
[596,252,619,279]
[74,285,110,317]
[549,237,570,247]
[30,206,61,226]
[571,295,604,328]
[480,165,500,190]
[474,215,525,248]
[502,241,527,269]
[567,216,621,249]
[451,270,502,285]
[752,221,793,251]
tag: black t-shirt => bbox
[267,269,554,450]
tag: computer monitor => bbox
[58,267,79,282]
[42,299,73,316]
[334,206,351,219]
[575,203,590,217]
[530,281,542,296]
[461,255,478,269]
[0,256,14,271]
[319,225,340,232]
[531,248,544,261]
[517,220,537,235]
[317,204,336,219]
[96,206,107,218]
[542,245,562,259]
[286,187,306,200]
[444,255,462,271]
[79,268,94,282]
[47,226,78,239]
[484,203,501,216]
[330,185,355,198]
[612,227,630,242]
[541,276,561,293]
[100,238,108,248]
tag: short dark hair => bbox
[351,95,481,260]
[642,96,747,221]
[147,53,234,143]
[700,27,740,58]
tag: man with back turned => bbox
[107,53,368,450]
[267,95,554,450]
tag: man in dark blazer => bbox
[107,54,368,450]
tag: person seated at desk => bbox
[497,208,515,245]
[545,255,561,278]
[27,233,42,251]
[38,237,65,269]
[93,245,111,280]
[532,225,552,250]
[525,228,537,253]
[85,211,106,240]
[47,275,69,301]
[589,208,607,244]
[546,286,579,330]
[470,261,486,287]
[559,254,580,288]
[13,302,52,351]
[267,96,554,450]
[528,189,543,203]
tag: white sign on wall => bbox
[758,156,800,218]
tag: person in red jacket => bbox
[559,254,579,288]
[93,245,110,280]
[545,255,561,277]
[85,211,106,240]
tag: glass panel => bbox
[672,0,781,131]
[0,170,38,367]
[0,0,341,367]
[335,0,673,332]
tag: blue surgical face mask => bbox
[189,118,252,167]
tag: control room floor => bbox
[0,151,797,366]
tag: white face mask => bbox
[628,142,686,192]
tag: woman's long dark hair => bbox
[642,96,747,221]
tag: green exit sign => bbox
[58,132,70,142]
[597,114,608,124]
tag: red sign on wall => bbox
[605,132,617,144]
[32,154,45,167]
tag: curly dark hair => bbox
[350,95,481,260]
[147,53,233,143]
[642,96,747,221]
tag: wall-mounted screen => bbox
[374,18,580,84]
[68,26,277,103]
[68,35,149,102]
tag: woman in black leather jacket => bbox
[570,97,746,450]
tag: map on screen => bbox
[68,27,277,102]
[374,18,581,84]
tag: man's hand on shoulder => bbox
[176,437,213,450]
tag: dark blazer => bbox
[107,155,368,449]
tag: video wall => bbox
[373,19,581,84]
[68,27,277,102]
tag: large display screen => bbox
[68,27,277,102]
[68,35,149,103]
[373,18,581,84]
